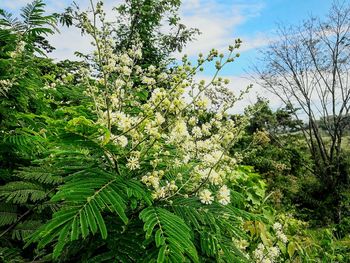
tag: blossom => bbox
[201,123,211,136]
[268,246,280,259]
[188,117,197,126]
[257,243,265,250]
[208,170,222,185]
[152,187,166,199]
[121,66,132,75]
[195,96,210,109]
[273,222,288,243]
[116,113,133,132]
[127,156,140,170]
[142,76,156,85]
[203,150,223,165]
[115,79,125,88]
[191,126,202,138]
[116,135,128,147]
[148,65,156,72]
[158,72,168,80]
[120,54,133,66]
[273,222,282,231]
[135,49,142,58]
[277,232,288,244]
[199,189,214,204]
[169,119,189,142]
[253,247,264,261]
[217,185,230,205]
[155,112,165,125]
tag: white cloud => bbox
[3,0,271,61]
[239,33,273,52]
[192,73,283,114]
[177,0,266,57]
[47,26,94,61]
[1,0,31,10]
[225,75,283,112]
[47,0,122,61]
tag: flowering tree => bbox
[0,1,300,262]
[23,1,258,261]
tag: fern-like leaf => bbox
[0,204,18,226]
[11,220,42,240]
[140,206,199,263]
[0,247,23,263]
[26,169,141,258]
[0,181,47,204]
[20,0,57,36]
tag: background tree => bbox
[255,1,350,222]
[63,0,199,67]
[114,0,200,67]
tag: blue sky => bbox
[1,0,334,108]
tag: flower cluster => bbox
[0,79,13,97]
[253,243,280,263]
[72,1,250,207]
[273,222,288,244]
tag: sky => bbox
[1,0,335,109]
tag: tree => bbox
[255,1,350,222]
[63,0,199,67]
[114,0,200,67]
[0,1,264,262]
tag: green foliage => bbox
[113,0,200,66]
[0,0,57,54]
[140,206,198,262]
[0,1,349,263]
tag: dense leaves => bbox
[0,1,349,263]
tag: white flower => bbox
[170,119,189,142]
[135,65,143,73]
[121,66,132,75]
[208,170,222,185]
[158,72,168,80]
[117,114,133,132]
[201,123,211,135]
[120,54,133,66]
[148,65,156,72]
[192,126,202,138]
[257,243,265,250]
[183,154,191,164]
[196,96,210,108]
[273,222,282,231]
[133,48,142,59]
[199,189,214,204]
[149,176,160,189]
[155,112,165,125]
[127,156,140,170]
[217,185,230,205]
[268,246,280,259]
[142,76,156,85]
[277,232,288,244]
[188,116,197,126]
[215,113,223,120]
[203,150,223,165]
[115,79,125,88]
[116,135,128,147]
[152,187,166,199]
[253,247,264,261]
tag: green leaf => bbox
[155,229,164,247]
[157,245,166,263]
[288,241,296,258]
[140,207,198,262]
[79,210,89,238]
